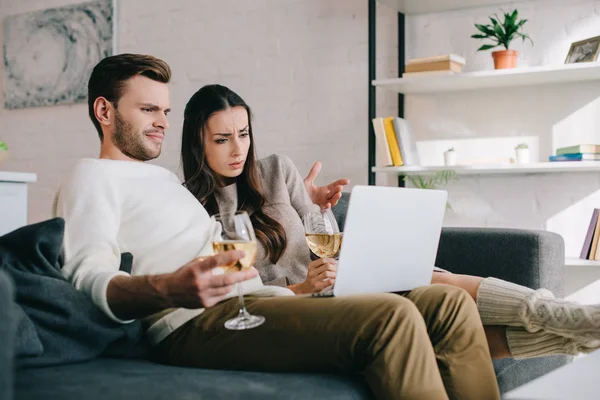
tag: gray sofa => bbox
[3,194,569,399]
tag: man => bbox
[54,53,500,400]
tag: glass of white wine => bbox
[211,211,265,330]
[303,208,343,260]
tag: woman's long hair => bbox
[181,84,287,264]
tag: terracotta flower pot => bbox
[492,49,519,69]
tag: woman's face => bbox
[204,106,251,182]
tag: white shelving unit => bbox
[377,0,542,15]
[565,257,600,267]
[0,171,37,236]
[373,63,600,94]
[0,171,37,183]
[372,161,600,176]
[372,0,600,303]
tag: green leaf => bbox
[471,34,488,39]
[475,23,495,36]
[0,142,7,151]
[494,23,505,39]
[477,44,498,51]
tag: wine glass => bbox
[211,211,265,330]
[303,208,343,260]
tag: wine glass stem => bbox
[236,282,250,319]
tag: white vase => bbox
[444,151,457,166]
[515,148,529,164]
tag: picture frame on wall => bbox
[3,0,114,110]
[565,35,600,64]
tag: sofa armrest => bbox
[435,228,565,296]
[0,270,16,400]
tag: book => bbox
[556,145,600,155]
[403,70,456,78]
[371,118,393,167]
[580,209,600,259]
[407,54,466,65]
[405,60,463,74]
[590,215,600,260]
[549,153,600,161]
[383,117,403,166]
[392,117,419,165]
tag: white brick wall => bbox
[0,0,398,224]
[387,0,600,257]
[6,0,594,258]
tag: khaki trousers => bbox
[153,284,500,400]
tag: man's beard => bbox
[112,110,162,161]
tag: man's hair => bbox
[87,53,171,140]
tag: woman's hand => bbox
[303,161,349,210]
[289,258,337,294]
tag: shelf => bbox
[565,257,600,267]
[372,63,600,94]
[372,162,600,176]
[0,171,37,183]
[376,0,537,15]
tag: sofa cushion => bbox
[0,218,145,368]
[493,355,570,393]
[16,358,372,400]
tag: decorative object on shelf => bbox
[549,153,600,162]
[371,118,394,167]
[443,148,457,166]
[551,143,600,162]
[0,142,10,165]
[471,9,533,70]
[565,36,600,64]
[0,141,9,166]
[515,143,530,164]
[382,117,403,166]
[372,117,421,167]
[557,144,600,155]
[3,0,114,109]
[580,209,600,260]
[405,170,457,211]
[392,117,419,165]
[404,54,466,77]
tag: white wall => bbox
[0,0,398,224]
[388,0,600,257]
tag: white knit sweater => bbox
[54,158,290,345]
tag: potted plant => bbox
[515,143,529,164]
[471,9,533,69]
[444,147,457,166]
[405,170,457,211]
[0,141,9,167]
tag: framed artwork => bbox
[3,0,114,109]
[565,35,600,64]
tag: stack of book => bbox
[371,117,419,167]
[580,209,600,260]
[403,54,466,77]
[549,144,600,162]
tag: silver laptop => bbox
[311,185,448,297]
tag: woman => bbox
[181,84,600,360]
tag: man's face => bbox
[110,75,171,161]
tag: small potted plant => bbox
[444,147,457,166]
[515,143,529,164]
[0,141,9,166]
[471,9,533,69]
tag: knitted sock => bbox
[477,278,600,343]
[506,327,599,359]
